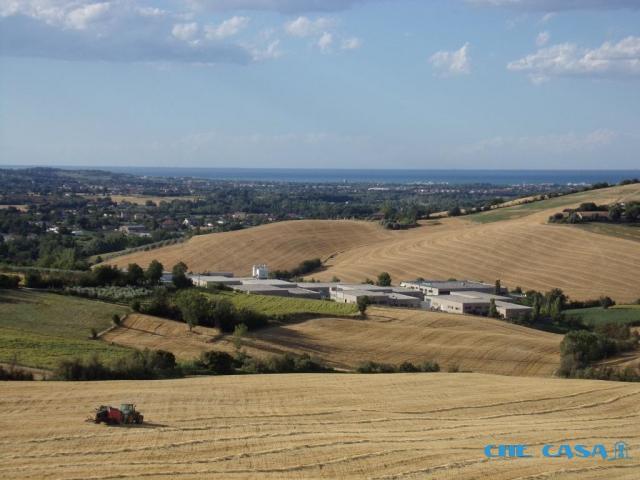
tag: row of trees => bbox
[134,289,269,333]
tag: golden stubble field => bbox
[104,308,561,376]
[2,374,640,479]
[110,184,640,302]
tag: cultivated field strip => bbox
[111,184,640,302]
[2,374,640,479]
[103,307,561,376]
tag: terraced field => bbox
[111,184,640,302]
[103,307,561,376]
[3,374,640,480]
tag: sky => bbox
[1,0,639,170]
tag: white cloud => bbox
[429,43,471,76]
[508,36,640,82]
[65,2,111,29]
[540,12,556,23]
[461,129,618,155]
[172,22,199,41]
[341,36,362,50]
[204,15,249,39]
[284,16,334,37]
[251,39,282,61]
[466,0,639,11]
[184,0,379,13]
[536,30,550,47]
[317,31,333,52]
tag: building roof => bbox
[189,275,241,284]
[455,291,512,301]
[426,294,491,305]
[232,284,284,293]
[338,284,393,292]
[495,301,532,310]
[403,280,494,290]
[237,278,296,287]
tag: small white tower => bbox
[252,264,269,279]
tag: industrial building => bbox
[426,290,531,320]
[400,279,503,296]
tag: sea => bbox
[5,166,640,185]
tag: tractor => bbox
[94,404,144,425]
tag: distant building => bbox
[400,280,502,296]
[118,224,150,237]
[252,264,269,280]
[426,290,531,320]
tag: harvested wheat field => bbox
[103,307,561,376]
[110,219,396,276]
[2,374,640,480]
[110,185,640,302]
[102,314,221,361]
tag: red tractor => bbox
[94,404,143,425]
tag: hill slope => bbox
[103,307,561,376]
[0,290,131,369]
[3,373,640,479]
[110,184,640,301]
[110,219,394,276]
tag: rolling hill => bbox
[103,306,561,377]
[110,184,640,302]
[3,373,640,479]
[110,219,395,276]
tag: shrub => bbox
[0,274,20,289]
[200,351,234,375]
[0,365,34,381]
[447,363,460,373]
[112,314,121,326]
[55,349,180,381]
[398,361,419,372]
[356,361,397,373]
[420,360,440,372]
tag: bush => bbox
[0,274,20,289]
[398,361,419,372]
[420,360,440,372]
[112,314,121,326]
[0,365,34,381]
[231,352,331,374]
[356,361,397,373]
[200,351,234,375]
[55,349,180,381]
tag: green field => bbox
[564,305,640,326]
[0,290,132,369]
[204,290,358,317]
[470,189,616,224]
[574,222,640,243]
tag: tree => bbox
[174,290,211,331]
[357,296,370,316]
[376,272,392,287]
[126,263,145,286]
[212,298,237,332]
[146,259,164,285]
[599,296,615,309]
[488,299,499,318]
[172,262,192,289]
[232,323,248,350]
[448,206,462,217]
[330,276,341,283]
[494,279,502,295]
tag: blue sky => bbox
[1,0,639,169]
